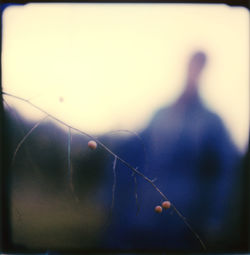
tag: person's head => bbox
[186,51,207,88]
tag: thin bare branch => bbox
[102,129,148,171]
[2,91,206,250]
[27,92,45,101]
[132,171,140,215]
[111,156,117,212]
[11,115,48,166]
[67,128,79,202]
[3,97,12,111]
[68,127,72,187]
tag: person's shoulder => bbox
[200,105,231,140]
[154,102,176,118]
[197,100,222,123]
[203,107,223,126]
[153,106,170,119]
[146,105,174,129]
[139,105,172,138]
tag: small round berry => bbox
[155,205,162,213]
[88,140,97,150]
[59,97,64,102]
[162,201,171,209]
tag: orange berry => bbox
[88,140,97,150]
[155,205,162,213]
[162,201,171,209]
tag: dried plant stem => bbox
[11,114,48,166]
[102,129,148,171]
[132,171,140,215]
[2,91,206,250]
[67,127,78,202]
[111,156,117,211]
[68,127,72,189]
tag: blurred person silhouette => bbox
[99,51,241,251]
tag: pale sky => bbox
[2,3,249,152]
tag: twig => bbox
[102,129,148,172]
[67,127,79,202]
[111,156,117,211]
[11,114,48,166]
[132,171,140,215]
[68,127,72,189]
[2,91,206,250]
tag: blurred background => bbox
[1,2,249,252]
